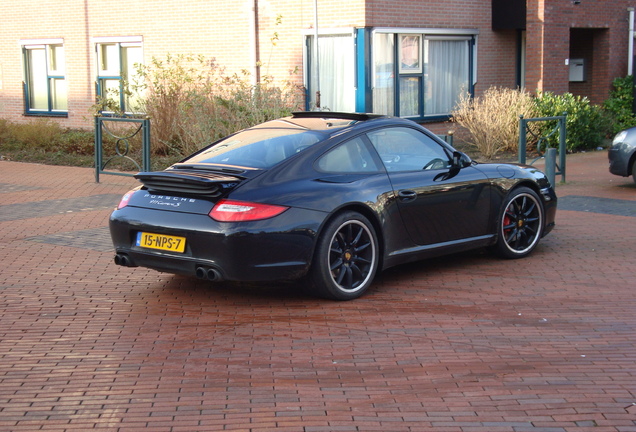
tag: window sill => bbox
[24,112,69,118]
[418,114,452,123]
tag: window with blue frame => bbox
[372,30,476,120]
[95,38,143,114]
[22,40,67,115]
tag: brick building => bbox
[1,0,635,132]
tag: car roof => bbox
[249,112,392,134]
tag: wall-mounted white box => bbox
[569,58,586,82]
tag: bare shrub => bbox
[451,87,538,159]
[131,55,305,157]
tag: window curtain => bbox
[424,39,469,116]
[122,45,143,112]
[308,35,355,112]
[399,77,420,117]
[26,48,48,110]
[50,78,67,110]
[49,45,67,110]
[372,33,395,116]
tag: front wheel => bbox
[309,211,379,300]
[494,187,544,259]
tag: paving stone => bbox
[26,226,113,252]
[558,195,636,217]
[0,194,121,222]
[0,153,635,431]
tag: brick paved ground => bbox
[0,152,635,432]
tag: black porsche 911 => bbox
[110,112,557,300]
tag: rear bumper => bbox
[109,206,325,282]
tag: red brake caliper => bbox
[503,212,512,236]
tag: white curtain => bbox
[26,48,48,110]
[424,39,469,116]
[399,77,420,117]
[122,45,144,112]
[308,35,355,112]
[372,33,395,115]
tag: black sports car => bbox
[110,112,557,300]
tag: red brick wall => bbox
[1,0,634,129]
[526,0,634,104]
[364,0,517,96]
[0,0,367,128]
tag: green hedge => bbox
[534,92,611,152]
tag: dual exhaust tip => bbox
[114,253,223,282]
[195,266,223,281]
[114,253,134,267]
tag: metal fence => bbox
[94,116,151,183]
[518,113,567,184]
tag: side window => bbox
[367,127,450,172]
[22,42,67,115]
[316,137,381,173]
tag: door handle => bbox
[398,190,417,202]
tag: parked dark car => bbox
[609,127,636,183]
[110,112,557,300]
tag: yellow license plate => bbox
[136,232,186,253]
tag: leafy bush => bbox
[534,91,610,152]
[56,129,98,155]
[603,75,636,135]
[451,87,539,159]
[9,118,64,151]
[0,119,10,143]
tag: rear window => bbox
[185,128,323,168]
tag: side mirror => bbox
[435,151,472,182]
[452,151,472,169]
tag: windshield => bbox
[185,128,324,169]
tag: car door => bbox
[367,126,491,246]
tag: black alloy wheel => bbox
[309,211,379,300]
[495,187,544,259]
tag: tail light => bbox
[209,199,288,222]
[117,191,135,209]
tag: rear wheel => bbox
[494,187,544,259]
[631,159,636,183]
[309,211,379,300]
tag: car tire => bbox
[631,158,636,183]
[309,211,379,300]
[494,186,544,259]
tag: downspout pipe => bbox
[251,0,261,85]
[314,0,321,109]
[628,8,634,76]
